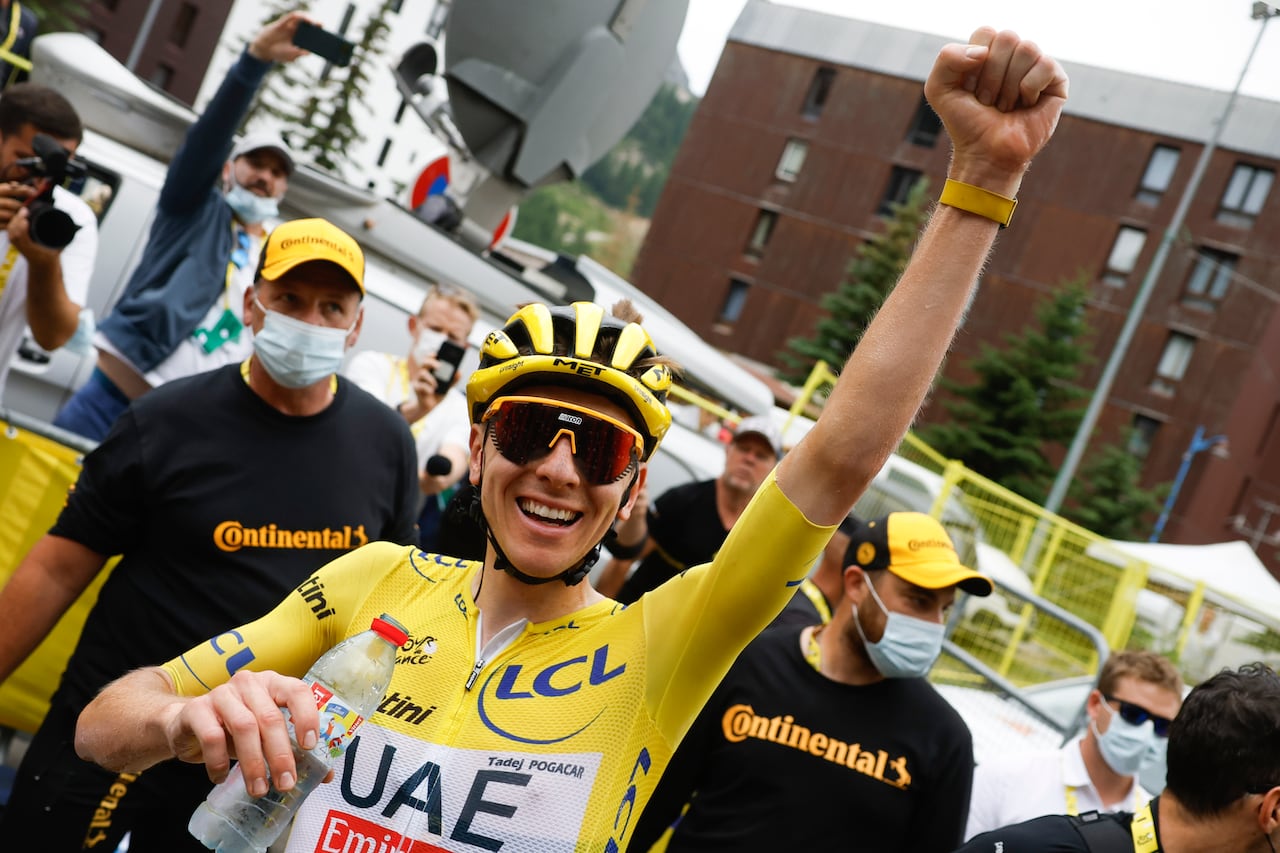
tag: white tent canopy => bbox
[1089,539,1280,627]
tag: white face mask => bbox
[412,327,449,364]
[252,297,356,388]
[225,177,280,224]
[1092,700,1159,777]
[853,574,945,680]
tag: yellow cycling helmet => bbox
[467,302,673,461]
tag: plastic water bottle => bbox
[188,614,408,852]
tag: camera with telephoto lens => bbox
[14,133,87,249]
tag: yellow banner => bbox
[0,419,115,733]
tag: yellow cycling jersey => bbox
[163,472,832,852]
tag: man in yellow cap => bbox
[631,511,993,853]
[0,217,419,849]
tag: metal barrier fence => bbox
[791,361,1280,688]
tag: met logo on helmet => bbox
[552,357,604,377]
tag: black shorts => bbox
[0,695,213,852]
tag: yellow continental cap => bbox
[847,512,993,597]
[259,218,365,293]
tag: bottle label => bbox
[310,681,366,760]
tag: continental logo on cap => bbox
[857,542,876,565]
[278,235,357,261]
[907,538,955,553]
[214,521,368,552]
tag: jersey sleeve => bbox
[642,470,834,740]
[49,407,148,556]
[953,815,1089,852]
[161,541,406,696]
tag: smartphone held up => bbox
[292,20,355,67]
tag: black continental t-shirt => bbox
[50,363,419,708]
[630,625,976,853]
[617,478,728,603]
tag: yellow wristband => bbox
[939,179,1017,228]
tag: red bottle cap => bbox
[371,614,409,647]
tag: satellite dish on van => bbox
[443,0,688,189]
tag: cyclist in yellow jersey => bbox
[75,27,1070,853]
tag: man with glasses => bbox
[955,662,1280,853]
[0,218,418,849]
[965,650,1184,839]
[73,27,1070,852]
[52,12,310,441]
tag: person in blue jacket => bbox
[52,12,311,441]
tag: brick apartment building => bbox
[82,0,233,105]
[632,2,1280,571]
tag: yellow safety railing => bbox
[786,360,1280,687]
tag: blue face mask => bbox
[1092,700,1158,776]
[853,574,945,679]
[225,181,280,224]
[252,298,355,389]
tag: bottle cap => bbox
[371,614,409,647]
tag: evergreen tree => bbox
[290,0,394,176]
[1064,438,1168,540]
[239,1,318,135]
[777,178,931,385]
[920,276,1093,504]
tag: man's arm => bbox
[158,12,307,214]
[0,535,107,684]
[75,665,321,797]
[13,190,99,350]
[773,30,1067,527]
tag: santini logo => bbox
[214,521,368,552]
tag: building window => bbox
[394,98,408,125]
[775,139,809,182]
[1151,332,1195,396]
[169,3,197,47]
[718,278,750,325]
[878,166,923,215]
[1102,226,1146,286]
[906,97,942,147]
[1128,414,1162,458]
[1183,248,1237,311]
[1217,163,1273,227]
[376,138,393,167]
[802,67,835,120]
[148,64,174,90]
[745,209,777,257]
[1137,145,1179,205]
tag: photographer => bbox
[52,12,308,442]
[0,82,97,395]
[344,282,478,547]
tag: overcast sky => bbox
[677,0,1280,102]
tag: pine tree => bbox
[777,178,931,385]
[239,1,318,135]
[1065,438,1168,540]
[920,276,1093,504]
[290,0,394,176]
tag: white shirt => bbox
[343,349,471,468]
[143,228,263,387]
[964,736,1153,841]
[0,185,98,393]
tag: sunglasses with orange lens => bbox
[482,396,644,485]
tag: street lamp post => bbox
[1042,3,1278,518]
[1149,425,1228,542]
